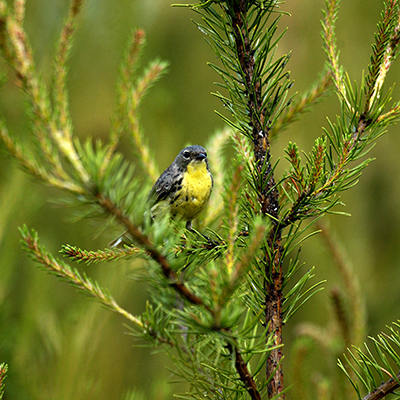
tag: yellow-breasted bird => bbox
[148,145,213,230]
[110,145,213,247]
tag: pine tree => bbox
[1,0,400,399]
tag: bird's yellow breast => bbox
[171,160,212,221]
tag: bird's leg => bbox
[185,221,193,230]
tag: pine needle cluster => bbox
[1,0,400,399]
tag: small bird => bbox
[148,145,213,230]
[110,145,213,247]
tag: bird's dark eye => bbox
[182,150,190,159]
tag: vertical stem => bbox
[264,230,284,399]
[231,1,284,398]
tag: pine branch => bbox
[270,69,332,138]
[107,29,146,166]
[0,121,85,194]
[377,101,400,123]
[224,163,244,274]
[21,227,185,351]
[3,0,400,398]
[339,321,400,399]
[223,219,268,304]
[281,112,370,228]
[20,226,144,328]
[227,342,262,400]
[0,1,91,187]
[61,243,144,264]
[95,193,215,314]
[97,189,267,400]
[228,4,285,396]
[107,30,166,182]
[364,0,399,115]
[321,0,348,107]
[13,0,25,24]
[362,373,400,400]
[0,3,70,182]
[185,2,291,397]
[52,0,84,140]
[126,59,167,181]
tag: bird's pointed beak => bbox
[196,152,207,161]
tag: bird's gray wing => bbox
[148,165,175,205]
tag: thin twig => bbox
[227,342,262,400]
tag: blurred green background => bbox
[1,0,400,399]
